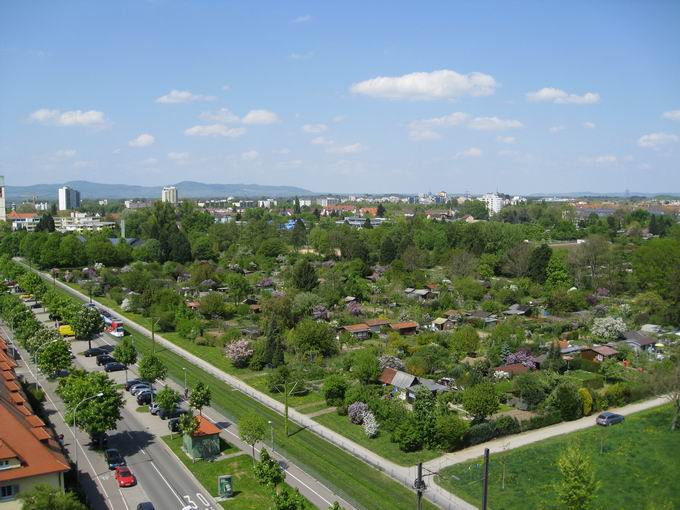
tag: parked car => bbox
[136,503,155,510]
[149,402,160,415]
[89,431,108,448]
[125,379,148,392]
[105,362,126,373]
[596,412,625,426]
[30,301,42,309]
[96,354,116,366]
[168,417,181,432]
[83,347,108,357]
[114,466,137,487]
[136,390,157,405]
[159,407,188,421]
[104,448,125,470]
[131,384,154,396]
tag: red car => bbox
[115,466,137,487]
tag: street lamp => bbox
[73,392,104,475]
[151,317,160,353]
[268,420,274,453]
[182,367,188,398]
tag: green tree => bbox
[18,484,86,510]
[57,369,124,434]
[287,318,337,358]
[291,259,318,291]
[599,358,625,383]
[434,414,469,451]
[462,382,500,422]
[513,372,548,409]
[547,380,583,421]
[291,219,307,247]
[528,244,552,283]
[71,307,104,349]
[272,486,306,510]
[555,444,600,510]
[37,338,72,377]
[225,273,251,304]
[379,236,397,264]
[253,447,284,490]
[239,413,267,463]
[632,238,680,299]
[545,253,572,289]
[138,354,167,405]
[413,386,437,448]
[155,386,181,415]
[376,203,386,217]
[35,213,56,233]
[199,291,226,317]
[112,337,137,382]
[189,381,211,416]
[322,375,348,406]
[451,325,480,356]
[351,348,380,384]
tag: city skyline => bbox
[1,1,679,193]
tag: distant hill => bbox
[5,181,314,201]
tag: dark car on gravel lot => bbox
[168,417,181,432]
[136,389,157,405]
[105,362,126,373]
[83,347,108,357]
[96,354,116,366]
[159,407,189,421]
[125,379,148,391]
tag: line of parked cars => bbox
[80,345,127,372]
[125,379,189,430]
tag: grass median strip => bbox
[47,280,437,510]
[436,405,680,510]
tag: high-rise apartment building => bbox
[161,186,178,204]
[58,186,81,211]
[482,192,505,215]
[0,176,6,223]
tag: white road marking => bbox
[118,489,131,510]
[150,461,185,505]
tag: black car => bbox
[136,503,155,510]
[30,301,42,309]
[89,431,108,448]
[96,354,116,366]
[596,412,625,426]
[136,390,157,405]
[83,347,108,357]
[167,417,181,432]
[105,362,126,373]
[104,448,125,469]
[125,379,148,392]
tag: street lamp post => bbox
[268,420,274,453]
[182,367,188,398]
[151,318,160,353]
[73,392,104,475]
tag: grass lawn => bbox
[162,435,305,510]
[299,401,331,415]
[135,406,149,413]
[436,405,680,510]
[46,280,436,510]
[247,373,325,407]
[314,412,443,466]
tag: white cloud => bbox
[583,121,596,129]
[468,116,523,130]
[409,129,441,141]
[73,160,93,168]
[582,154,618,164]
[242,109,281,125]
[128,133,155,147]
[140,157,158,166]
[184,124,246,138]
[455,147,482,158]
[549,125,566,133]
[156,89,216,104]
[638,163,652,170]
[496,136,516,144]
[638,132,679,148]
[332,115,346,123]
[222,85,231,91]
[54,149,77,158]
[277,148,291,155]
[311,136,334,145]
[293,14,312,23]
[168,152,189,161]
[526,87,600,104]
[350,69,498,100]
[327,143,362,154]
[288,51,314,60]
[200,108,239,123]
[28,108,107,127]
[409,112,469,131]
[661,110,680,121]
[241,150,259,161]
[303,123,328,133]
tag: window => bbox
[0,460,11,470]
[0,484,19,500]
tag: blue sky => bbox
[1,0,679,194]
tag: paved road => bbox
[5,303,222,510]
[20,262,474,510]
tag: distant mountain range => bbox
[5,181,315,201]
[526,192,680,198]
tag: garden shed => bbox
[183,416,221,460]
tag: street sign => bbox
[218,475,233,498]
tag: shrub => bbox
[602,383,632,408]
[513,372,548,410]
[336,405,348,416]
[362,411,379,438]
[546,381,583,421]
[348,402,369,425]
[521,409,562,431]
[494,415,520,436]
[434,414,468,451]
[464,422,497,446]
[391,417,423,452]
[579,388,593,416]
[322,375,348,407]
[176,318,201,340]
[226,339,254,368]
[462,382,500,422]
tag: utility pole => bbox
[151,317,159,354]
[482,448,490,510]
[414,462,426,510]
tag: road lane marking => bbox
[118,489,130,510]
[150,461,185,505]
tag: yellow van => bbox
[58,325,75,337]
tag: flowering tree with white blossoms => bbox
[362,411,379,438]
[591,317,627,341]
[226,339,254,368]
